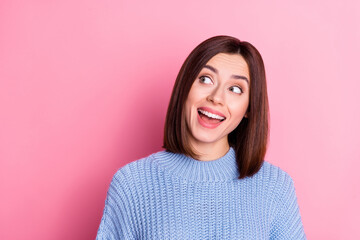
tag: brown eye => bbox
[229,86,243,94]
[199,76,213,84]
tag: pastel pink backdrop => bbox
[1,0,359,239]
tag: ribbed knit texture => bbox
[96,148,306,239]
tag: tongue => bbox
[199,112,221,124]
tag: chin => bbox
[190,131,226,145]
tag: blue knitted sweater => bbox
[96,148,306,239]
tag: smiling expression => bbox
[184,53,250,152]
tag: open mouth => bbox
[197,108,226,123]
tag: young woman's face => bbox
[184,53,250,151]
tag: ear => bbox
[244,112,248,118]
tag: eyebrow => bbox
[203,65,249,85]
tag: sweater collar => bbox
[154,147,239,182]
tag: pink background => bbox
[1,0,359,239]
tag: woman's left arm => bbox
[270,173,307,239]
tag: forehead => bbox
[205,53,250,80]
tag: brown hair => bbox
[163,35,269,179]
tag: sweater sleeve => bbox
[96,169,137,240]
[270,173,306,240]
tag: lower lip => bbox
[197,112,223,129]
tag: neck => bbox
[189,138,230,161]
[156,147,238,181]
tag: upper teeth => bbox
[198,109,225,120]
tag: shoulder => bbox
[251,161,296,198]
[258,161,295,184]
[109,150,166,186]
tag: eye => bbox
[229,86,243,94]
[199,76,213,84]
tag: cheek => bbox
[185,89,200,112]
[229,100,249,120]
[184,96,195,123]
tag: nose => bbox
[206,86,224,105]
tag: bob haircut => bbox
[163,35,269,179]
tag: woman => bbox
[96,36,306,239]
